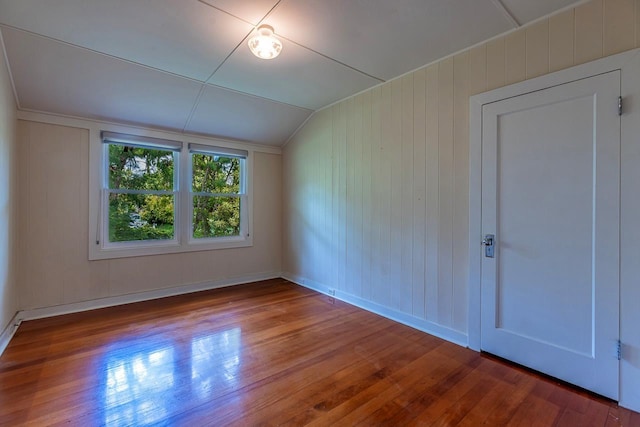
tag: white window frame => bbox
[101,133,181,250]
[188,143,248,246]
[89,131,253,260]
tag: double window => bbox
[94,132,251,259]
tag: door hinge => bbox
[618,96,623,116]
[617,340,622,360]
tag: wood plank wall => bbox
[283,0,640,336]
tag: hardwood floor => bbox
[1,279,638,426]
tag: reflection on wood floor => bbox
[0,278,637,426]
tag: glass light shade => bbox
[248,25,282,60]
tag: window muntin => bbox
[106,143,178,243]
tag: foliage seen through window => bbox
[192,153,242,239]
[108,144,175,242]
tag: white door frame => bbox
[468,48,640,411]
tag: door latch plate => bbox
[483,234,495,258]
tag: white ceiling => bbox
[0,0,583,147]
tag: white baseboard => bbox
[282,272,468,348]
[20,271,280,321]
[0,312,22,356]
[6,271,468,358]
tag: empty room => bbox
[0,0,639,425]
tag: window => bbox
[105,136,180,245]
[189,144,247,240]
[93,132,252,259]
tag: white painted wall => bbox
[16,119,282,310]
[0,34,17,333]
[283,0,640,410]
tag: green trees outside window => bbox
[108,144,176,242]
[191,153,242,239]
[105,141,244,245]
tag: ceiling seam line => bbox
[490,0,521,27]
[0,24,207,84]
[202,81,313,111]
[0,28,21,109]
[280,36,385,83]
[202,82,315,111]
[255,0,284,26]
[202,30,251,82]
[182,84,207,133]
[196,0,254,26]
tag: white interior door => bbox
[480,71,620,399]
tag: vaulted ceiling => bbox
[0,0,582,146]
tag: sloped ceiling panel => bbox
[3,28,203,130]
[0,0,253,81]
[0,0,586,146]
[268,0,515,80]
[209,34,382,110]
[186,85,312,146]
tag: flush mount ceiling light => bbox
[248,24,282,60]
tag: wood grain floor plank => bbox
[0,279,636,426]
[505,395,562,427]
[240,327,433,426]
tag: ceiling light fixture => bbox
[248,25,282,60]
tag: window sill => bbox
[88,236,253,260]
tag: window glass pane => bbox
[192,154,240,194]
[193,196,240,238]
[109,144,174,191]
[109,193,174,242]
